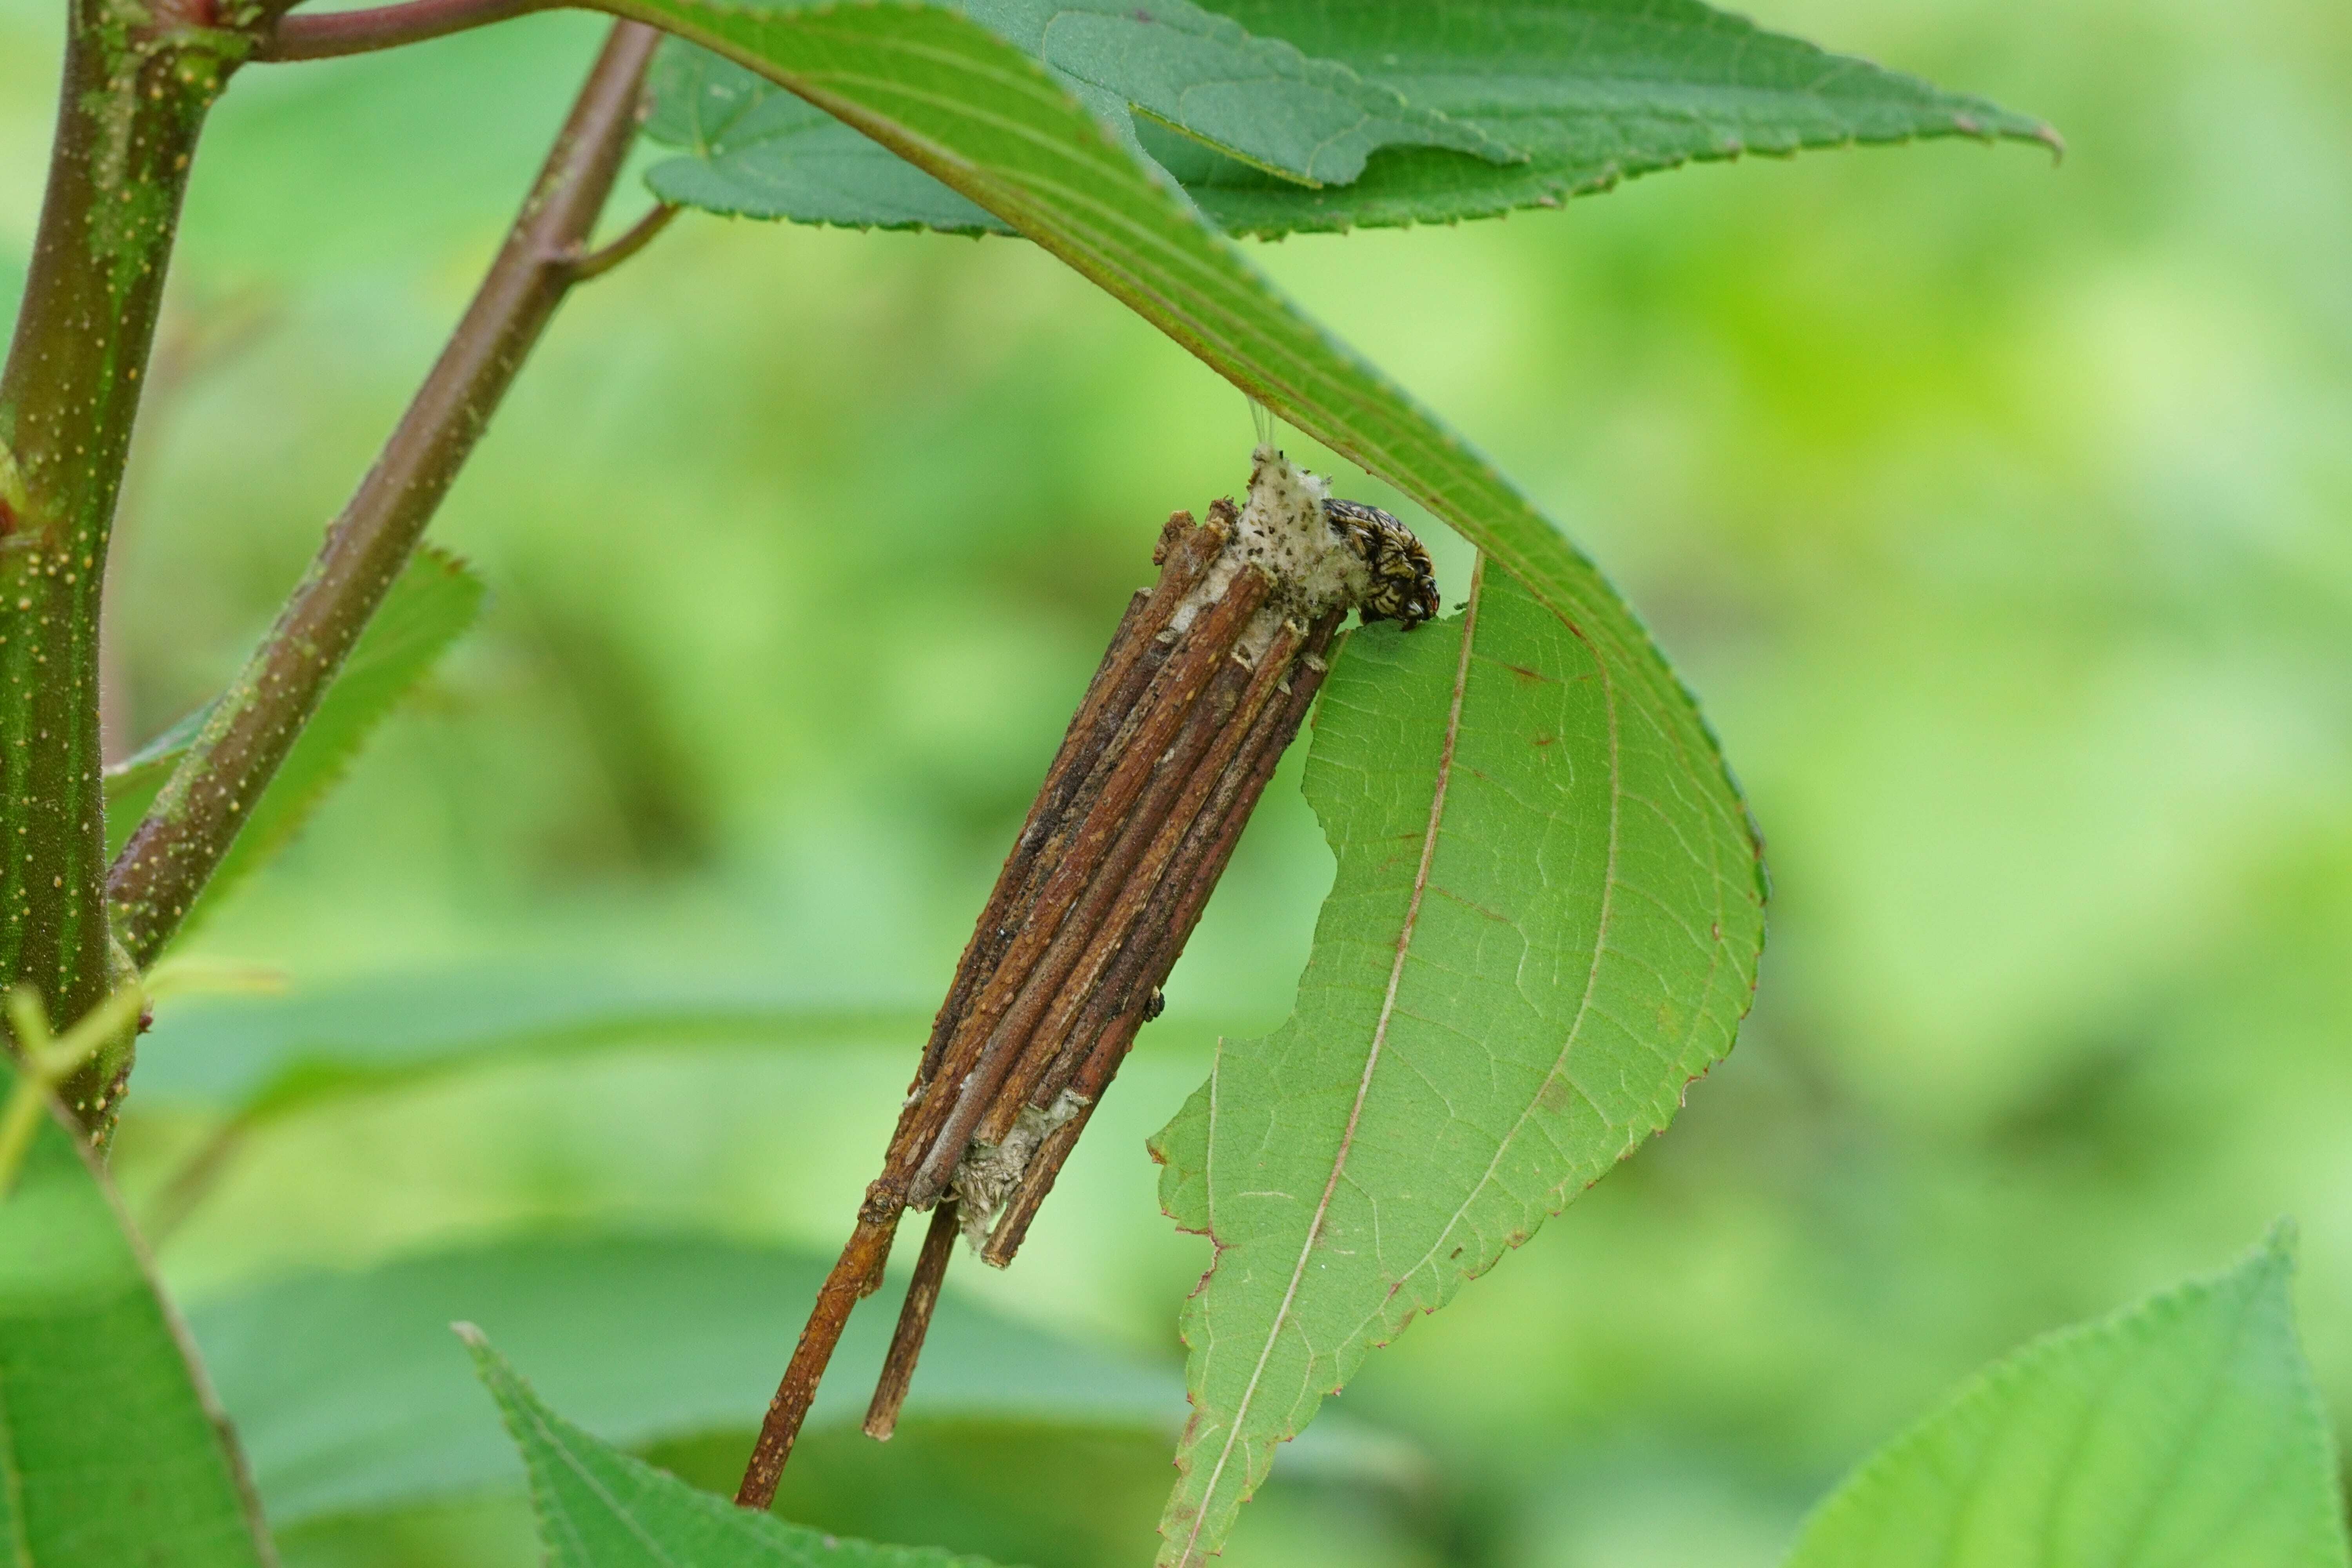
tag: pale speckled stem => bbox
[0,0,261,1129]
[106,21,662,971]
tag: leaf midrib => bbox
[1383,587,1624,1299]
[1174,562,1487,1568]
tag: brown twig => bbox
[739,458,1420,1507]
[863,1199,959,1441]
[108,22,665,967]
[735,1189,904,1509]
[572,203,680,282]
[973,614,1307,1146]
[913,512,1221,1086]
[735,508,1269,1506]
[982,616,1341,1265]
[902,565,1272,1209]
[256,0,554,61]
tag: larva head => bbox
[1323,498,1441,628]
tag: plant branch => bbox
[572,203,679,282]
[1,0,260,1130]
[256,0,554,61]
[107,20,666,969]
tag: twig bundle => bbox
[735,448,1437,1510]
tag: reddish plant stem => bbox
[736,1190,905,1510]
[107,21,662,968]
[256,0,554,60]
[573,202,680,281]
[862,1199,960,1441]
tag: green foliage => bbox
[1786,1231,2351,1568]
[187,1233,1183,1531]
[641,0,2049,236]
[130,969,928,1121]
[1149,561,1761,1562]
[1176,0,2056,232]
[644,0,1517,229]
[0,1067,271,1567]
[105,547,486,942]
[630,17,1785,1544]
[465,1329,1005,1566]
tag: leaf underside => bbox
[466,1330,1006,1566]
[641,0,2053,236]
[1784,1232,2352,1568]
[0,1071,272,1567]
[1150,561,1760,1561]
[104,546,485,940]
[598,2,1769,1557]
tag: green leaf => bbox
[98,705,216,858]
[1176,0,2058,233]
[0,1066,273,1567]
[105,547,486,921]
[130,966,929,1118]
[1148,561,1760,1563]
[640,0,2049,236]
[643,0,1512,228]
[588,3,1766,1555]
[188,1234,1183,1530]
[646,43,1005,232]
[464,1327,1006,1566]
[1784,1230,2352,1568]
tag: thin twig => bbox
[572,204,680,282]
[903,566,1272,1209]
[108,22,666,967]
[735,1191,904,1510]
[982,616,1341,1265]
[256,0,552,61]
[864,1199,959,1440]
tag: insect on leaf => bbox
[588,2,1766,1552]
[1151,559,1762,1562]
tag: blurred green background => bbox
[5,1,2349,1564]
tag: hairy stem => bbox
[108,20,663,969]
[0,0,261,1128]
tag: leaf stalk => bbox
[256,0,554,60]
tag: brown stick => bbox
[863,1199,960,1440]
[973,615,1307,1146]
[1031,611,1343,1118]
[735,1191,904,1510]
[982,617,1344,1266]
[899,566,1271,1206]
[913,510,1223,1086]
[924,646,1256,1172]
